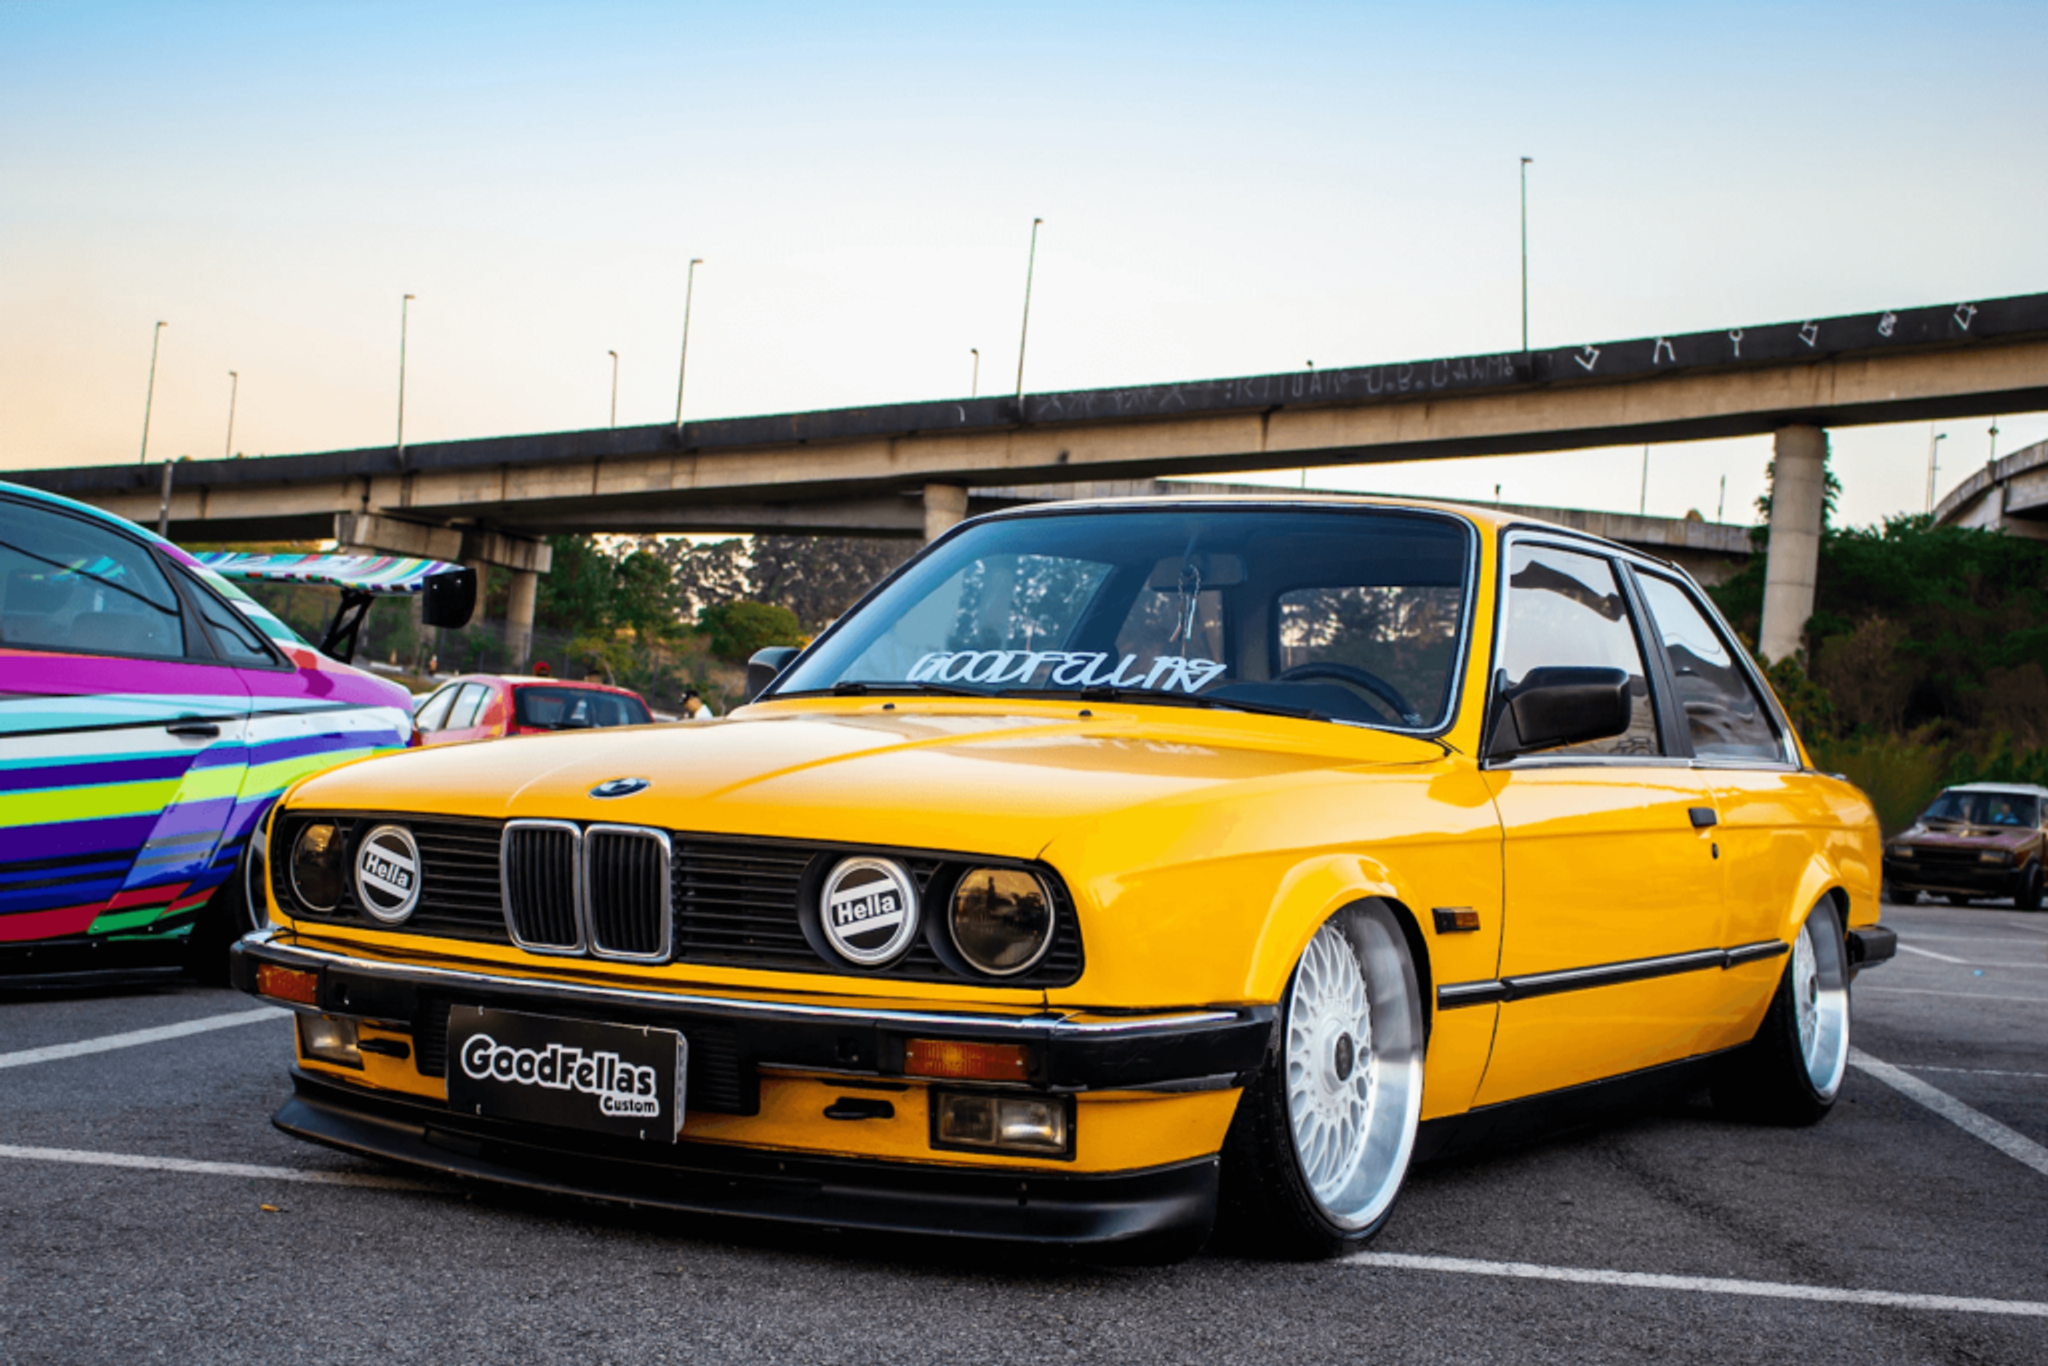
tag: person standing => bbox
[682,689,718,721]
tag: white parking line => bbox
[1851,1048,2048,1180]
[1908,1065,2048,1081]
[0,1142,437,1192]
[1858,986,2048,1004]
[1343,1252,2048,1318]
[0,1006,289,1071]
[1897,943,1967,963]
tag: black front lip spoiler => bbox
[229,930,1274,1093]
[277,1070,1217,1247]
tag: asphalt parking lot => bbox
[2,901,2044,1366]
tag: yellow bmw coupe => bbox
[235,497,1894,1259]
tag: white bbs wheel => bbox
[1226,902,1425,1252]
[1793,914,1850,1100]
[1712,896,1850,1126]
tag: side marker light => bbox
[904,1038,1029,1082]
[1432,907,1482,934]
[255,963,319,1006]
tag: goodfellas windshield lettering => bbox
[459,1033,660,1117]
[907,650,1227,692]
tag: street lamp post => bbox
[1519,157,1533,353]
[397,293,416,455]
[224,371,239,458]
[970,348,980,399]
[138,320,168,465]
[1639,444,1650,516]
[1015,217,1043,401]
[1925,427,1947,515]
[675,258,703,432]
[1990,416,2002,465]
[608,350,619,428]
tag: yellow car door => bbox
[1472,538,1726,1106]
[1631,569,1821,1053]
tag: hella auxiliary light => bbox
[297,1015,361,1069]
[933,1091,1072,1157]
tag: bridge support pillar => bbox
[923,483,969,543]
[1759,424,1826,663]
[505,569,539,670]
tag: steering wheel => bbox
[1272,662,1424,727]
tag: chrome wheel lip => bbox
[1282,907,1424,1232]
[1797,905,1851,1101]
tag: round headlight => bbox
[289,822,345,913]
[949,868,1054,977]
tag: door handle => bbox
[166,719,221,739]
[1688,806,1718,829]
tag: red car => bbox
[412,674,654,746]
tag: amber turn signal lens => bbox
[903,1038,1029,1081]
[255,963,319,1006]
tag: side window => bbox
[1496,543,1660,757]
[1635,573,1783,761]
[185,577,279,666]
[0,499,187,659]
[445,683,491,730]
[414,686,460,732]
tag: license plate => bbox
[445,1005,686,1141]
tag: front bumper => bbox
[1884,857,2023,897]
[232,930,1268,1245]
[279,1068,1218,1247]
[229,929,1274,1095]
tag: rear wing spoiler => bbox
[193,552,478,664]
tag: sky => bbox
[3,0,2044,530]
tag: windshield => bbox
[514,686,651,729]
[1921,790,2040,828]
[773,506,1473,730]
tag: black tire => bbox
[186,850,262,985]
[1219,902,1425,1259]
[2017,864,2043,912]
[1711,899,1851,1127]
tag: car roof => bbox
[972,492,1661,567]
[1943,782,2048,798]
[443,673,646,697]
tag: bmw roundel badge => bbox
[590,777,651,799]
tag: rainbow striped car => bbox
[1,481,463,984]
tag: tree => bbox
[696,601,805,661]
[749,536,915,632]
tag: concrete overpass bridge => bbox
[16,291,2048,662]
[1934,437,2048,538]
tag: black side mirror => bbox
[1488,666,1632,759]
[421,568,477,629]
[746,646,802,701]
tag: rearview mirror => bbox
[747,646,802,701]
[1487,666,1632,759]
[421,568,477,629]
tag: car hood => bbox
[1896,825,2036,852]
[286,702,1447,859]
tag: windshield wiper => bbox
[828,680,994,697]
[997,685,1328,722]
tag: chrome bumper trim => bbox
[238,928,1241,1038]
